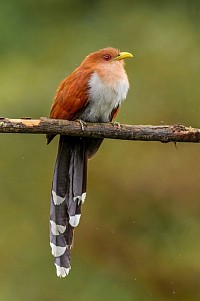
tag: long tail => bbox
[50,135,87,277]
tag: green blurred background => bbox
[0,0,200,300]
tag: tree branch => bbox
[0,117,200,143]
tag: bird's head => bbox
[81,47,133,68]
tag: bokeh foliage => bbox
[0,0,200,300]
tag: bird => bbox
[47,47,133,277]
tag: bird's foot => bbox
[111,121,122,130]
[76,119,87,131]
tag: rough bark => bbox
[0,117,200,143]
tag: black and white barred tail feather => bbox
[50,135,87,277]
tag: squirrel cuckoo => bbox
[47,47,133,277]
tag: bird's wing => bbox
[47,68,92,144]
[50,68,92,120]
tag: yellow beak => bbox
[115,51,133,61]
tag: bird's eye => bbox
[103,54,112,61]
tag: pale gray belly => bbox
[79,95,119,122]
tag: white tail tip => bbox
[55,264,71,277]
[69,214,81,227]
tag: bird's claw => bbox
[111,121,122,130]
[76,119,87,131]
